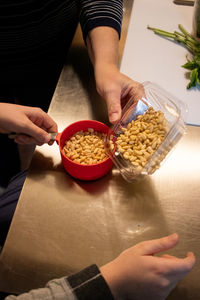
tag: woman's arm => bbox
[79,1,144,124]
[86,26,144,124]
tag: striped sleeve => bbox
[79,0,123,42]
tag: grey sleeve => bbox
[5,265,114,300]
[5,277,77,300]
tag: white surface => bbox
[121,0,200,125]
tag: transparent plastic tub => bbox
[106,81,188,182]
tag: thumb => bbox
[105,91,121,124]
[22,119,51,143]
[135,233,179,256]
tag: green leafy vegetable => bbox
[147,24,200,89]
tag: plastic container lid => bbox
[106,81,188,182]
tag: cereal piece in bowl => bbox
[63,129,109,165]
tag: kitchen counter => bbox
[0,1,200,299]
[121,0,200,125]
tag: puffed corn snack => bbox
[63,128,109,165]
[114,107,167,172]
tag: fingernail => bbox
[170,233,178,241]
[44,134,51,143]
[110,113,119,123]
[187,251,194,256]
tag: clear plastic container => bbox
[106,81,187,182]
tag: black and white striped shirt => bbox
[0,0,123,68]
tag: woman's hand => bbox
[94,64,144,124]
[0,103,58,145]
[100,233,195,300]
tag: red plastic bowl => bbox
[56,120,113,181]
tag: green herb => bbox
[147,24,200,89]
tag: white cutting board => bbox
[121,0,200,126]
